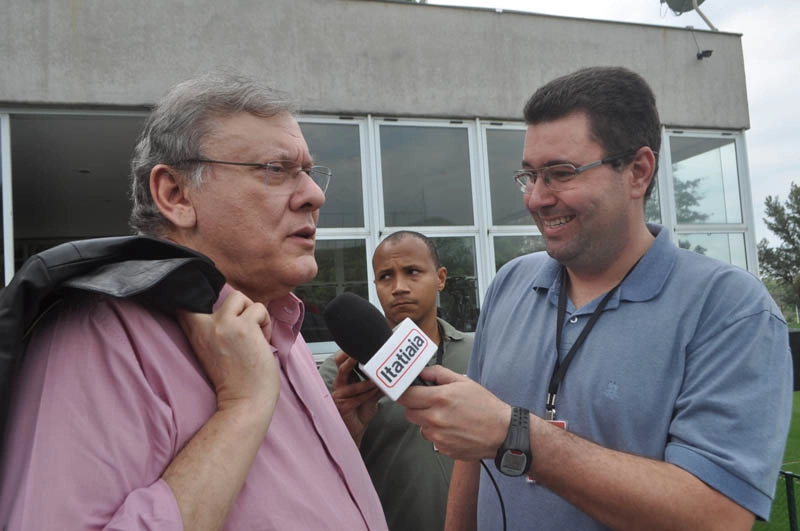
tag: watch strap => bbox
[494,406,532,476]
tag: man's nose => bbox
[524,177,557,211]
[291,171,326,210]
[392,276,410,294]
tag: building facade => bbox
[0,0,756,357]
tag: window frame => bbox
[1,113,12,286]
[478,121,537,282]
[660,128,758,271]
[370,117,490,305]
[0,109,761,354]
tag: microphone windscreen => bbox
[323,292,392,365]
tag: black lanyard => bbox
[546,262,639,421]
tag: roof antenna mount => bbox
[662,0,718,32]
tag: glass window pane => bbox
[670,136,742,224]
[487,129,530,225]
[300,122,364,228]
[494,235,546,272]
[11,114,142,270]
[432,236,479,332]
[645,175,661,224]
[380,125,473,226]
[1,143,4,286]
[295,239,368,342]
[11,115,139,242]
[676,232,747,269]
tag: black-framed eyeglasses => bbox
[513,149,646,194]
[183,158,331,195]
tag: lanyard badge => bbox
[529,262,640,484]
[545,392,568,429]
[547,262,640,427]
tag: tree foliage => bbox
[674,177,711,224]
[758,182,800,308]
[644,175,709,224]
[673,177,709,255]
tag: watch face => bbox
[499,450,528,476]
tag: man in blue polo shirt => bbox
[398,66,792,530]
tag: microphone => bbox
[323,292,437,401]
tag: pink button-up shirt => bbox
[0,285,387,530]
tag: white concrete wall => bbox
[0,0,748,127]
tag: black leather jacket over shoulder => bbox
[0,236,225,456]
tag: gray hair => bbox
[129,71,295,236]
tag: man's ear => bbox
[150,164,197,229]
[629,147,656,200]
[437,266,448,292]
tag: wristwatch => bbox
[494,406,532,477]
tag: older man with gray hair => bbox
[0,72,387,530]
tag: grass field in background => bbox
[753,392,800,530]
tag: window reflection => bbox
[432,236,480,332]
[670,136,742,224]
[0,155,4,286]
[380,125,473,226]
[645,176,661,224]
[494,235,546,272]
[487,129,530,225]
[300,122,364,228]
[676,232,747,269]
[11,115,138,246]
[295,239,368,342]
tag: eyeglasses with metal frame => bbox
[183,158,331,195]
[513,149,646,194]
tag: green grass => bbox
[753,392,800,530]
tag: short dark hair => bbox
[376,231,441,268]
[523,66,661,198]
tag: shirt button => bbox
[569,316,579,324]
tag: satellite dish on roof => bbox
[664,0,705,16]
[661,0,717,31]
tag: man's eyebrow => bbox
[402,262,430,272]
[262,151,314,165]
[521,158,574,169]
[375,262,425,275]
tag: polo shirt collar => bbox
[529,223,676,305]
[623,223,676,303]
[437,316,467,341]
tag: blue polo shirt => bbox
[469,224,792,529]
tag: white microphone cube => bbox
[359,317,437,401]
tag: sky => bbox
[430,0,799,245]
